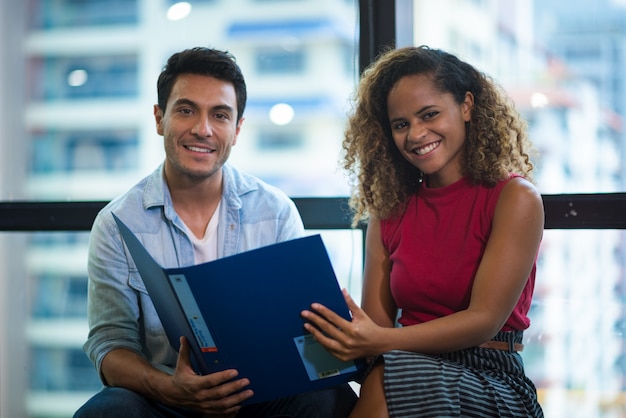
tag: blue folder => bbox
[113,213,364,405]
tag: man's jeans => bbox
[73,384,358,418]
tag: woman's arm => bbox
[302,178,544,358]
[383,177,544,352]
[360,218,397,328]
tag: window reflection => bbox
[405,0,626,416]
[30,129,139,173]
[256,48,305,74]
[7,1,359,416]
[8,0,626,417]
[28,0,138,29]
[257,128,304,150]
[27,55,138,100]
[30,347,101,392]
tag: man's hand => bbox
[101,337,254,416]
[165,336,254,416]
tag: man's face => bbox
[154,73,243,183]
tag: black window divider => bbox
[0,194,625,232]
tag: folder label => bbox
[293,333,358,381]
[168,274,218,352]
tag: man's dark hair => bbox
[156,47,247,122]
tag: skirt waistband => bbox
[478,330,524,352]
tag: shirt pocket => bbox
[128,270,148,295]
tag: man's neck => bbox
[166,169,223,239]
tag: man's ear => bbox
[232,116,245,146]
[154,104,164,135]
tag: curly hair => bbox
[342,46,535,226]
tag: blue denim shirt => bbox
[83,163,305,381]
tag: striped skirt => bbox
[381,331,543,417]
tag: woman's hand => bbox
[301,289,387,362]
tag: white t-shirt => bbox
[183,202,220,264]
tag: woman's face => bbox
[387,73,473,188]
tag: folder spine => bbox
[168,274,218,353]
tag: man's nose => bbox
[192,116,213,137]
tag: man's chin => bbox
[185,168,220,180]
[165,158,225,182]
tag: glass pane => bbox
[30,129,139,174]
[530,229,624,417]
[9,1,624,417]
[403,1,626,416]
[0,231,96,417]
[1,1,358,416]
[27,55,138,101]
[28,0,138,29]
[17,2,358,202]
[255,47,305,74]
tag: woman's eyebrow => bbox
[389,105,437,123]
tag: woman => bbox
[301,46,544,417]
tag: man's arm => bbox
[85,210,253,415]
[101,340,253,415]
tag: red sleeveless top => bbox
[380,176,536,331]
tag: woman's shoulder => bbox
[496,176,544,225]
[501,176,541,201]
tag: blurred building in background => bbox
[2,0,626,417]
[412,1,625,416]
[3,1,359,416]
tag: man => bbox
[74,47,357,417]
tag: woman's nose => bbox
[408,124,427,141]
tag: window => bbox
[6,1,626,417]
[403,1,626,416]
[255,48,305,74]
[28,0,138,29]
[30,129,139,173]
[1,2,358,416]
[27,55,138,100]
[257,128,305,150]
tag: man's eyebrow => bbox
[171,98,197,108]
[212,104,235,114]
[171,99,234,114]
